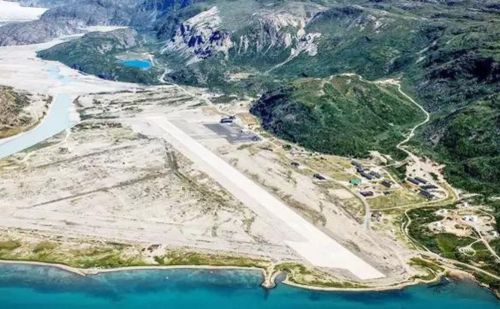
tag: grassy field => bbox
[276,263,366,289]
[369,189,425,210]
[154,251,268,269]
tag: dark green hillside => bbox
[258,1,500,199]
[274,5,434,80]
[251,75,425,158]
[403,7,500,198]
[38,29,161,84]
[411,97,499,197]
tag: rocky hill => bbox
[0,0,159,45]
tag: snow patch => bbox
[0,0,47,23]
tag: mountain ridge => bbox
[7,0,499,203]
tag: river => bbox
[0,65,76,160]
[0,93,75,160]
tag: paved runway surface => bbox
[149,116,385,280]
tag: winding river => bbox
[0,63,76,159]
[0,93,74,160]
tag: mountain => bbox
[13,0,500,201]
[0,0,155,46]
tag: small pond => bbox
[120,59,153,70]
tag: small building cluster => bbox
[350,178,361,186]
[360,191,374,197]
[419,190,434,200]
[351,161,382,181]
[381,180,393,188]
[350,161,394,199]
[371,211,382,222]
[313,173,326,181]
[406,176,436,200]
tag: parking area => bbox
[167,112,261,145]
[204,123,260,144]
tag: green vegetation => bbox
[254,1,499,202]
[473,272,500,294]
[411,100,499,198]
[368,190,425,210]
[387,163,408,183]
[32,241,57,254]
[251,75,425,158]
[407,207,499,275]
[407,207,456,252]
[0,86,33,138]
[38,29,162,84]
[0,238,146,269]
[406,206,500,294]
[409,257,444,281]
[71,247,146,268]
[154,251,267,268]
[435,233,475,260]
[0,240,21,252]
[276,262,366,288]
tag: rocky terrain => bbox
[0,0,141,45]
[162,6,232,64]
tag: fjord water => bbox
[0,264,497,308]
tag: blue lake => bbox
[0,264,497,308]
[120,59,153,70]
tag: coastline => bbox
[0,258,456,294]
[1,259,498,308]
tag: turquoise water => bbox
[0,65,75,160]
[120,59,153,70]
[0,94,74,160]
[0,264,497,308]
